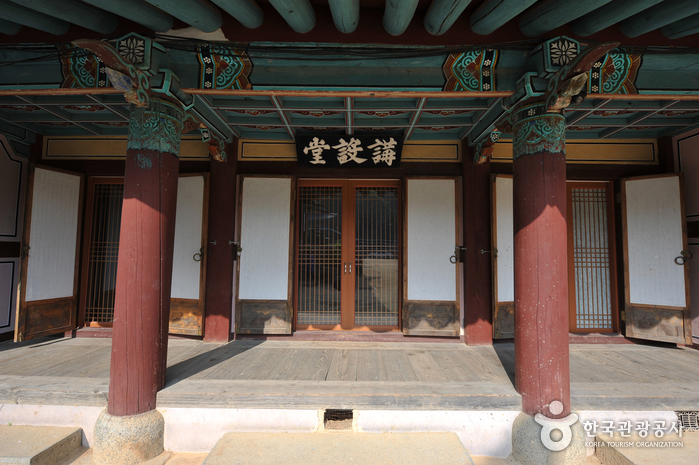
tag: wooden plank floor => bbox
[0,337,698,411]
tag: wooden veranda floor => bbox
[0,337,698,411]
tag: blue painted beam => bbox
[663,12,699,39]
[8,0,118,33]
[268,0,315,33]
[0,18,22,35]
[620,0,699,38]
[211,0,264,29]
[0,0,70,35]
[571,0,663,36]
[469,0,537,35]
[143,0,222,33]
[328,0,359,33]
[384,0,419,36]
[519,0,613,37]
[424,0,471,36]
[80,0,174,32]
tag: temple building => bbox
[0,1,698,464]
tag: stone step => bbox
[202,432,474,465]
[0,425,82,465]
[594,433,698,465]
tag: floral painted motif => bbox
[118,37,146,64]
[549,39,578,66]
[443,49,498,92]
[58,44,109,89]
[588,52,641,94]
[512,112,566,159]
[197,44,252,90]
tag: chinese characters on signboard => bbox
[296,135,403,168]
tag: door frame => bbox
[294,178,402,331]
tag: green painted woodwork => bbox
[143,0,222,33]
[8,0,118,34]
[620,0,699,38]
[0,0,69,35]
[519,0,613,37]
[469,0,536,36]
[663,12,699,39]
[383,0,419,36]
[211,0,264,29]
[268,0,316,33]
[571,0,663,37]
[127,97,184,155]
[81,0,174,33]
[424,0,471,36]
[512,110,565,159]
[328,0,359,33]
[0,18,22,35]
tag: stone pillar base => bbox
[512,412,586,465]
[93,409,165,465]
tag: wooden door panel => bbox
[491,175,514,339]
[169,174,208,336]
[622,174,691,344]
[403,178,460,337]
[17,166,83,341]
[236,176,294,335]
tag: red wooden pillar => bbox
[203,141,237,342]
[463,147,493,345]
[108,97,183,417]
[512,111,571,419]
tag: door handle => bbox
[344,262,347,274]
[675,250,693,265]
[193,247,205,262]
[349,262,352,274]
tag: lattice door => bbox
[296,180,400,330]
[567,182,618,332]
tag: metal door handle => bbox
[193,247,204,262]
[344,262,347,274]
[349,262,352,274]
[675,250,693,265]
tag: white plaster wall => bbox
[238,177,291,301]
[171,176,205,300]
[625,176,686,308]
[161,408,319,452]
[26,168,81,302]
[407,179,456,301]
[495,177,514,302]
[357,410,519,458]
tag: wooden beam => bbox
[328,0,359,33]
[143,0,222,33]
[663,12,699,39]
[268,0,316,33]
[383,0,419,36]
[81,0,174,32]
[211,0,264,29]
[0,18,21,35]
[469,0,536,35]
[620,0,699,38]
[519,0,613,37]
[571,0,663,37]
[0,0,70,35]
[424,0,471,36]
[8,0,118,34]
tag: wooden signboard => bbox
[296,135,403,167]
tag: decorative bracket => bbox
[474,130,500,164]
[72,34,234,162]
